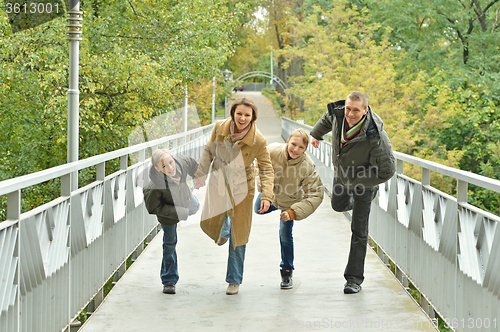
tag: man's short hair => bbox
[347,91,368,110]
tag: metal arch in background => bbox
[236,71,290,100]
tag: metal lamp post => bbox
[66,1,83,192]
[222,69,232,118]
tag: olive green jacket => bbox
[268,143,323,220]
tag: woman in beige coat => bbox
[193,97,274,295]
[255,129,323,289]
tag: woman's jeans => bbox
[220,217,246,285]
[330,180,377,285]
[160,195,200,286]
[254,193,294,271]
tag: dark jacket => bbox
[143,155,198,226]
[310,100,395,189]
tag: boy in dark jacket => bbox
[143,149,200,294]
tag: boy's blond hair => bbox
[289,129,309,146]
[151,149,172,167]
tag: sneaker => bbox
[163,284,176,294]
[343,281,361,294]
[226,284,239,295]
[217,236,228,246]
[280,269,293,289]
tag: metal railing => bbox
[0,124,214,332]
[283,117,500,331]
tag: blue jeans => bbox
[330,179,376,285]
[254,193,295,271]
[220,217,246,284]
[160,195,200,286]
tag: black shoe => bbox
[344,281,361,294]
[280,269,293,289]
[163,284,176,294]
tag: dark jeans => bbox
[160,195,200,286]
[331,180,376,285]
[254,193,294,271]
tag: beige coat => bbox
[268,143,324,220]
[195,119,274,247]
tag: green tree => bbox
[0,0,242,220]
[365,0,500,97]
[0,0,239,180]
[274,2,424,155]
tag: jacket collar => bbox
[216,118,257,146]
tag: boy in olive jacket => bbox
[255,129,324,289]
[143,149,200,294]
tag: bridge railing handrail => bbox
[0,125,214,197]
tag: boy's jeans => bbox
[254,193,295,271]
[160,195,200,286]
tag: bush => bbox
[261,88,284,110]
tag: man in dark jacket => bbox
[310,91,395,294]
[143,149,200,294]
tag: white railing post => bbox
[457,179,468,204]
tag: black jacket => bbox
[310,100,395,189]
[143,155,198,226]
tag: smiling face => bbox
[233,104,253,132]
[286,136,307,159]
[344,98,368,127]
[154,154,177,177]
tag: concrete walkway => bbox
[80,92,437,332]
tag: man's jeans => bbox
[160,195,200,286]
[254,193,295,271]
[331,180,376,285]
[220,217,246,284]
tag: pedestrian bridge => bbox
[1,92,499,332]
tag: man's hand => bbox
[258,199,271,213]
[193,177,206,189]
[311,138,320,148]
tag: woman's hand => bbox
[258,199,271,213]
[193,177,206,189]
[311,138,320,148]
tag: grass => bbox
[215,107,225,117]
